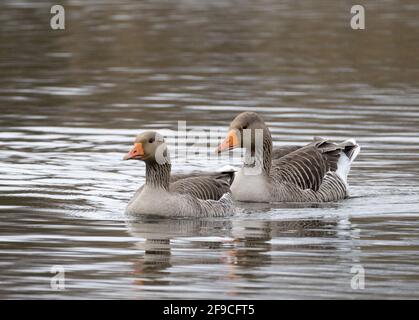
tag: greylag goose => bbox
[216,112,360,203]
[123,131,234,217]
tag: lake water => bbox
[1,0,419,299]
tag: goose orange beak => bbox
[216,130,239,153]
[123,142,145,160]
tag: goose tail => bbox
[217,165,237,185]
[219,192,233,206]
[336,139,360,184]
[201,192,235,217]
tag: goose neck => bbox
[243,130,272,175]
[145,161,171,190]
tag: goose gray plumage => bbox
[123,131,234,217]
[216,112,360,203]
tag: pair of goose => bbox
[123,112,360,217]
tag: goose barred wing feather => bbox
[170,175,231,201]
[272,145,302,160]
[170,171,234,185]
[272,146,328,191]
[271,138,354,192]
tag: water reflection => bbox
[125,216,350,296]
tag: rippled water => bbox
[1,0,419,299]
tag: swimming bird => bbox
[123,131,234,217]
[216,112,360,202]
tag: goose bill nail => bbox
[123,143,144,160]
[216,130,238,153]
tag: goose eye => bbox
[149,138,154,143]
[242,125,247,130]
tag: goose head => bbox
[123,131,169,164]
[216,112,269,153]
